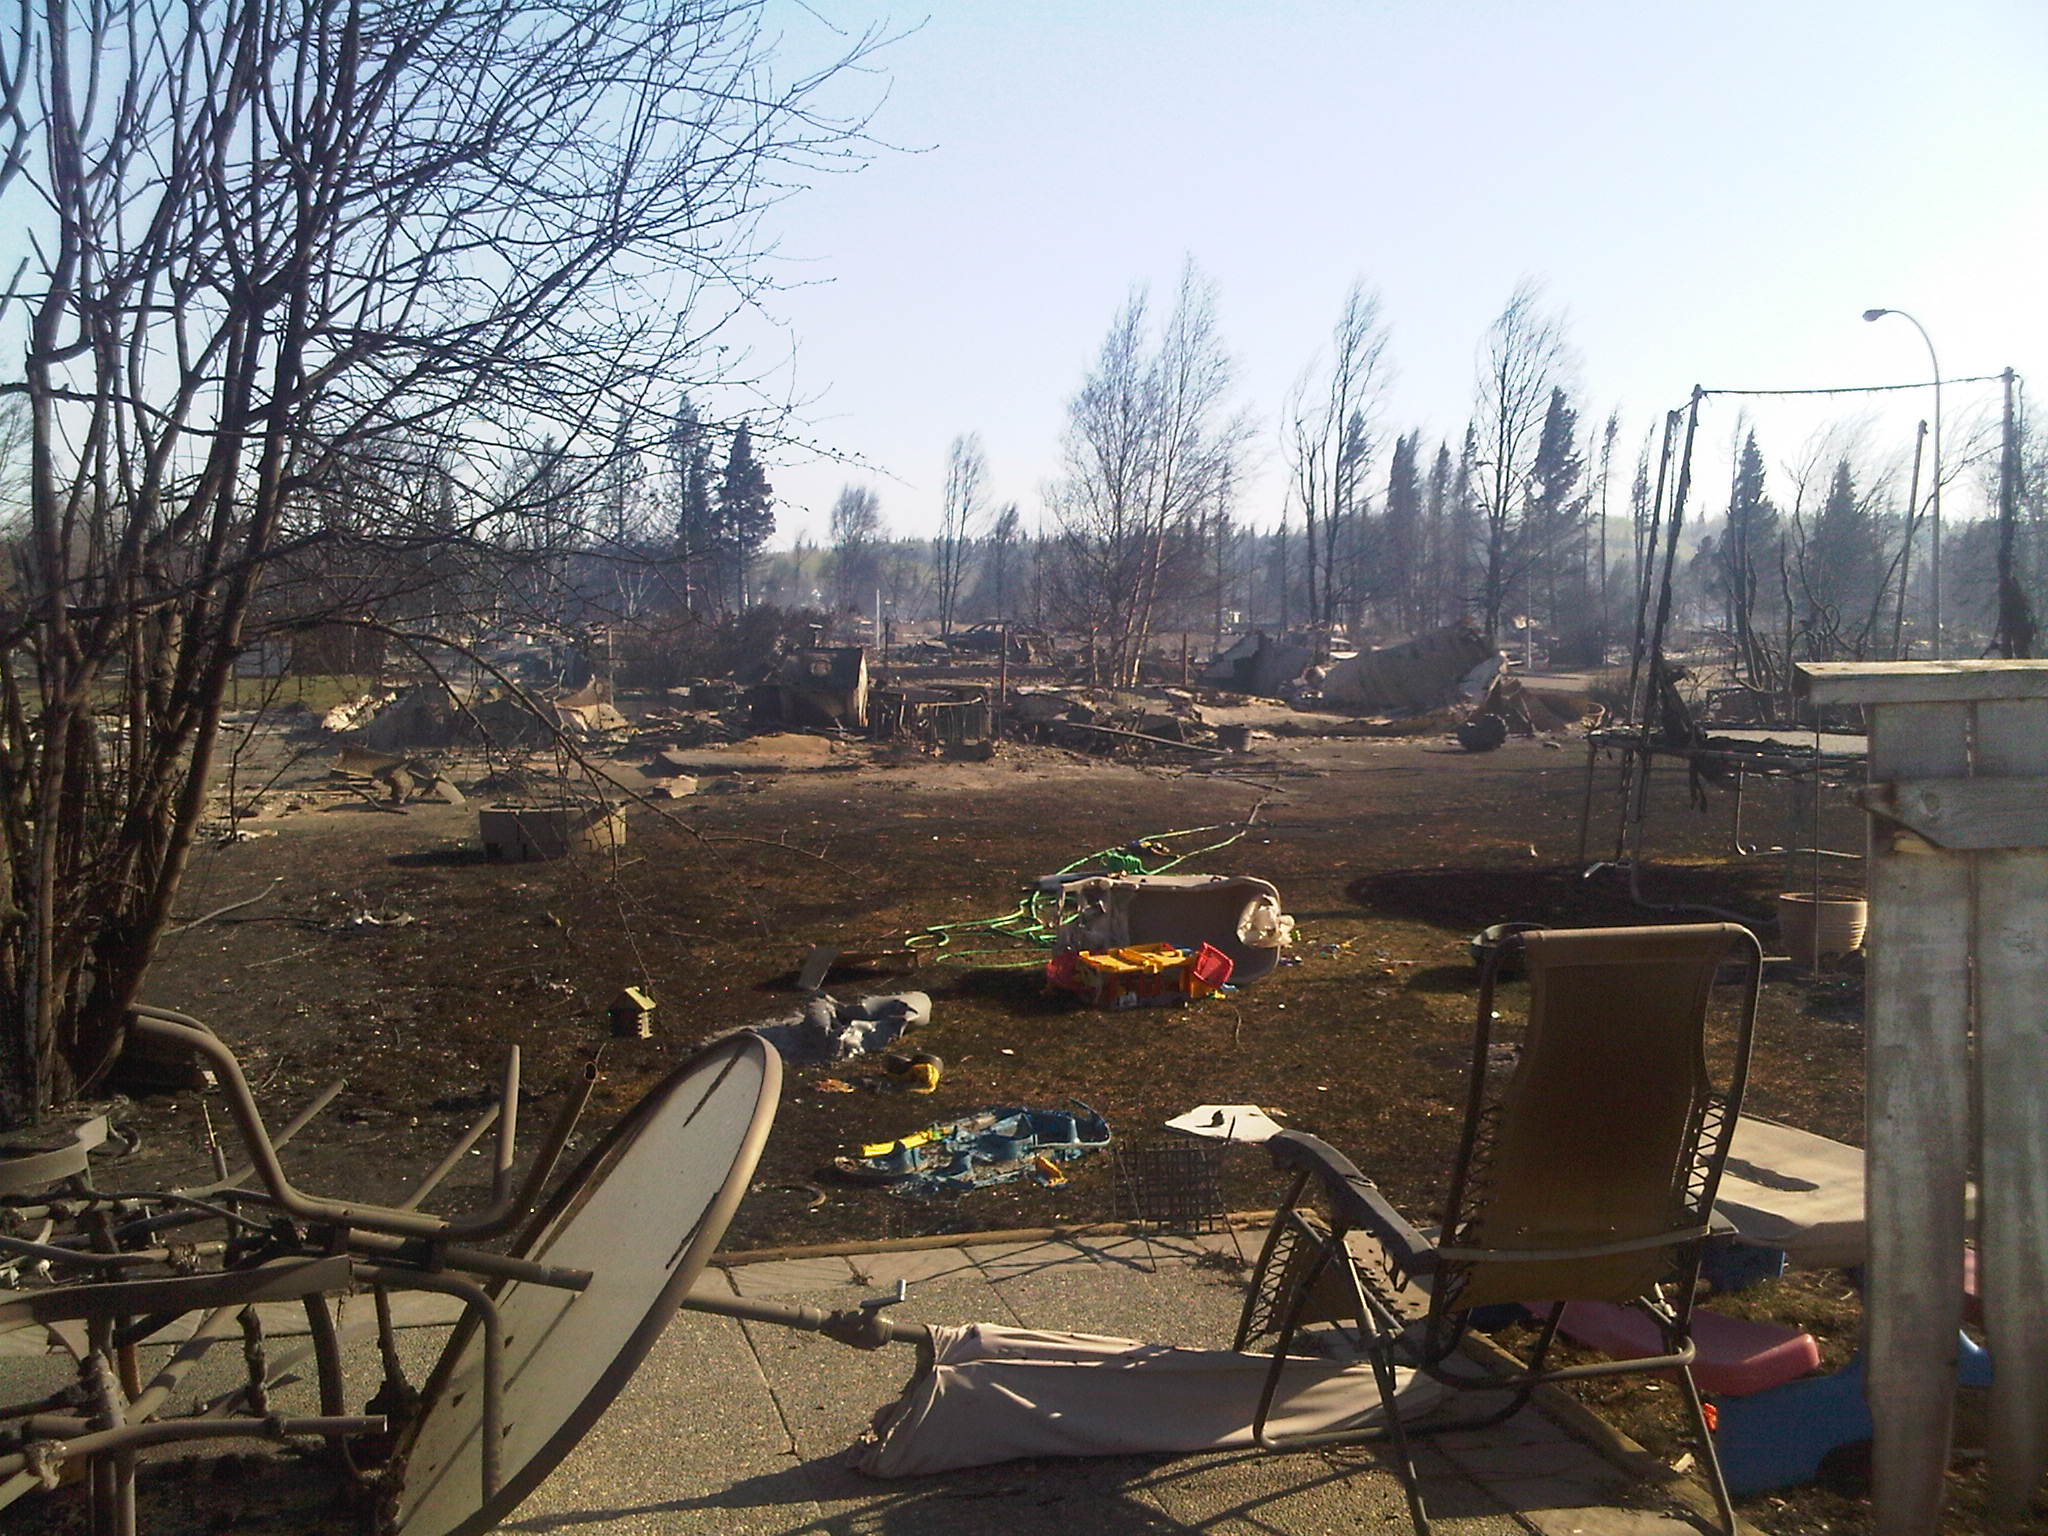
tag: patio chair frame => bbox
[1234,922,1763,1536]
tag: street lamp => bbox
[1863,308,1942,658]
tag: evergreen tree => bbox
[1422,441,1452,627]
[668,395,716,610]
[1594,409,1621,650]
[1809,458,1861,644]
[597,408,646,548]
[1335,407,1377,638]
[1714,429,1779,686]
[1800,456,1888,658]
[594,410,655,622]
[1383,430,1423,630]
[1449,426,1480,625]
[1528,388,1584,523]
[1524,386,1586,636]
[1630,429,1658,617]
[980,501,1023,620]
[715,421,774,610]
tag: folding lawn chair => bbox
[1234,922,1763,1536]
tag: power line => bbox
[1694,372,2009,402]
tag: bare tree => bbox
[1471,280,1575,644]
[828,484,885,615]
[0,0,879,1122]
[1283,282,1391,643]
[976,501,1022,621]
[1046,264,1248,685]
[1046,292,1153,669]
[935,433,987,637]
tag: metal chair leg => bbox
[1365,1340,1432,1536]
[1673,1363,1737,1536]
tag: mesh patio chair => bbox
[1234,922,1763,1536]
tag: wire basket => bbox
[1114,1138,1228,1234]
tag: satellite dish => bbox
[388,1033,780,1536]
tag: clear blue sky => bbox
[736,0,2047,546]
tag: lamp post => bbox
[1862,308,1942,658]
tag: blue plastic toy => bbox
[1714,1333,1993,1496]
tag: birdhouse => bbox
[607,986,656,1040]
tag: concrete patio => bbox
[508,1230,1741,1536]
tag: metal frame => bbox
[1576,730,1866,918]
[0,1008,947,1536]
[1,1006,604,1535]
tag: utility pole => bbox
[1994,368,2037,659]
[1863,309,1943,656]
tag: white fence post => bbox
[1798,660,2048,1534]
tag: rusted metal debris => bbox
[1050,720,1225,755]
[870,684,994,750]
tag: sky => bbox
[726,0,2048,548]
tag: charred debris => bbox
[202,619,1597,840]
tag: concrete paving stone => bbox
[838,1245,984,1288]
[1075,1232,1215,1269]
[1133,1441,1520,1536]
[1193,1227,1262,1266]
[736,1270,1012,1465]
[507,1305,820,1535]
[989,1251,1251,1347]
[1094,1230,1258,1274]
[1477,1477,1664,1527]
[1521,1504,1708,1536]
[1439,1438,1629,1485]
[827,1265,1028,1334]
[721,1255,861,1297]
[0,1349,77,1399]
[1301,1439,1461,1496]
[1433,1413,1583,1451]
[122,1314,447,1424]
[77,1287,465,1344]
[376,1290,470,1329]
[806,1455,1183,1536]
[963,1238,1101,1278]
[691,1265,743,1298]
